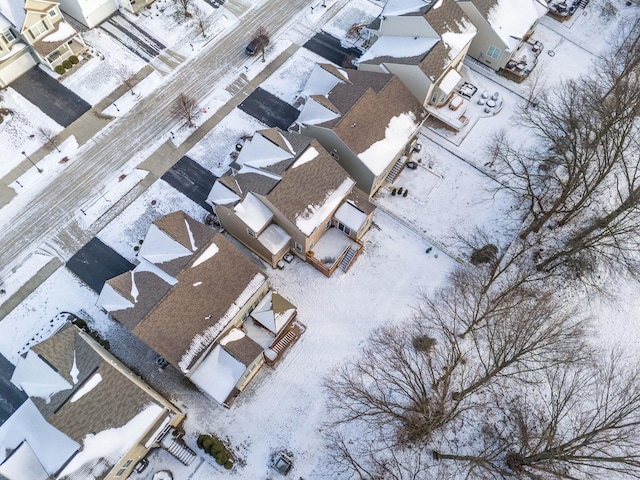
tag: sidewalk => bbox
[0,43,301,318]
[0,64,157,206]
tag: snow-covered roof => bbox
[258,223,291,255]
[291,146,319,169]
[189,341,247,405]
[41,21,75,43]
[487,0,548,50]
[207,180,241,206]
[297,96,340,125]
[440,22,477,61]
[357,112,418,175]
[236,131,294,169]
[58,404,163,478]
[0,440,48,480]
[382,0,429,16]
[0,0,25,28]
[250,291,297,335]
[138,223,193,265]
[439,68,462,94]
[334,201,368,232]
[295,178,355,236]
[302,63,348,97]
[359,36,439,63]
[11,350,72,403]
[0,399,78,477]
[234,193,274,233]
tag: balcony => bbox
[503,39,544,83]
[306,228,363,277]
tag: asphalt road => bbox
[0,0,334,283]
[11,68,91,127]
[303,31,361,67]
[66,237,135,293]
[161,155,217,212]
[238,87,300,130]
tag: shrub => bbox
[391,188,397,196]
[133,245,139,251]
[470,244,499,265]
[398,187,403,195]
[54,65,66,75]
[403,189,408,197]
[197,434,210,449]
[215,452,227,465]
[62,60,72,70]
[69,55,79,64]
[0,116,3,124]
[224,461,233,470]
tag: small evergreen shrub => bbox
[224,461,233,470]
[69,55,79,64]
[403,190,408,197]
[391,188,397,196]
[54,65,66,75]
[62,59,73,70]
[215,452,227,465]
[398,187,403,195]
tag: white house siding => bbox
[0,48,36,87]
[58,0,117,28]
[456,1,508,70]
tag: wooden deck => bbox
[265,321,305,367]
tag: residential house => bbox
[119,0,156,15]
[0,0,37,86]
[207,128,375,276]
[57,0,117,28]
[455,0,548,79]
[358,0,477,110]
[297,65,425,198]
[2,0,87,73]
[97,211,298,407]
[1,322,187,480]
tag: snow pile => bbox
[191,242,219,268]
[357,112,417,175]
[59,404,163,477]
[291,146,319,169]
[295,178,355,235]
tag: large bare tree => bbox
[489,17,640,277]
[171,92,198,128]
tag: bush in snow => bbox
[55,65,66,75]
[62,59,72,70]
[69,55,79,65]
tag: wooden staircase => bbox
[577,0,589,8]
[340,246,358,272]
[386,158,405,184]
[271,330,297,355]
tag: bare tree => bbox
[113,65,137,96]
[253,26,270,62]
[434,351,640,479]
[38,127,61,152]
[171,93,198,128]
[489,18,640,278]
[174,0,193,21]
[325,259,587,479]
[191,5,209,37]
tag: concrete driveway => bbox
[161,155,217,212]
[66,237,135,293]
[11,67,91,127]
[238,87,300,130]
[303,31,361,67]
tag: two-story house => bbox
[297,64,426,198]
[358,0,477,109]
[97,211,298,407]
[455,0,548,78]
[1,322,188,480]
[0,1,37,86]
[57,0,117,28]
[207,128,376,277]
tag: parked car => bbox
[245,35,268,55]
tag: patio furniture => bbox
[449,96,463,111]
[486,99,496,108]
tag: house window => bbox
[294,242,302,252]
[48,9,57,17]
[487,45,501,60]
[48,50,61,62]
[115,460,133,477]
[3,30,16,42]
[331,150,339,160]
[246,227,255,237]
[29,21,48,40]
[326,220,331,229]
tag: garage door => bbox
[0,50,36,88]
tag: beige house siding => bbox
[0,45,37,87]
[235,354,266,392]
[214,204,285,267]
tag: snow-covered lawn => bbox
[185,108,268,176]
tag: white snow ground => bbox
[1,0,639,478]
